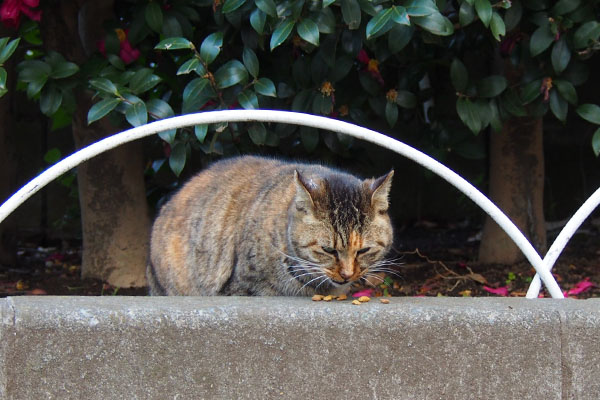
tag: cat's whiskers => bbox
[284,269,322,284]
[297,273,328,294]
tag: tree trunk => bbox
[41,1,150,287]
[478,116,546,263]
[0,72,17,267]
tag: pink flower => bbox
[0,0,41,29]
[483,286,509,297]
[97,28,140,65]
[356,49,384,86]
[352,289,373,298]
[564,278,594,297]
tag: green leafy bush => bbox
[7,0,600,173]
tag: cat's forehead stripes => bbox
[324,176,370,247]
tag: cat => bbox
[147,155,394,296]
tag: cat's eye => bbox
[357,247,371,255]
[322,246,338,256]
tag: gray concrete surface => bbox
[0,296,598,400]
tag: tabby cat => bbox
[147,155,394,296]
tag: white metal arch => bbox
[1,110,590,299]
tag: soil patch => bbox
[1,222,598,299]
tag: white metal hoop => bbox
[0,110,579,298]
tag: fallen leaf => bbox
[352,289,373,298]
[483,286,509,297]
[565,278,594,297]
[468,273,488,284]
[459,290,472,297]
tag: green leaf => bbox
[573,21,600,49]
[316,7,336,34]
[577,104,600,125]
[145,2,163,33]
[87,98,121,125]
[520,79,542,104]
[551,36,570,74]
[222,0,247,13]
[250,9,266,34]
[195,124,208,143]
[215,60,249,89]
[474,0,492,27]
[40,86,62,116]
[44,148,62,164]
[169,142,186,177]
[385,101,398,127]
[18,60,51,83]
[549,89,567,122]
[406,0,437,17]
[554,79,577,105]
[0,37,20,65]
[500,88,527,117]
[129,68,162,94]
[592,127,600,157]
[89,78,119,96]
[154,37,193,50]
[504,0,522,31]
[243,47,259,78]
[300,126,319,152]
[297,18,320,46]
[391,6,409,24]
[238,90,259,109]
[341,0,361,29]
[182,78,215,114]
[50,61,79,79]
[254,77,277,97]
[125,97,148,127]
[200,32,223,65]
[0,67,6,92]
[450,58,468,92]
[146,98,175,119]
[26,76,47,98]
[530,24,555,57]
[489,12,505,41]
[477,75,507,97]
[158,130,177,144]
[248,122,267,145]
[396,90,417,108]
[489,99,502,132]
[552,0,581,16]
[255,0,277,17]
[388,24,413,53]
[177,58,201,75]
[456,98,482,134]
[366,8,394,40]
[270,20,295,50]
[412,13,454,36]
[459,2,475,27]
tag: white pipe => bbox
[0,110,565,298]
[526,186,600,298]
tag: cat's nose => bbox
[340,269,353,280]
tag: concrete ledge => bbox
[1,297,598,399]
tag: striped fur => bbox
[148,155,393,296]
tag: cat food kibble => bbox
[351,299,361,305]
[358,296,371,303]
[312,294,324,301]
[336,294,347,301]
[323,295,333,301]
[379,298,390,304]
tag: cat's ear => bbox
[366,170,394,212]
[294,170,324,212]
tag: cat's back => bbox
[148,156,300,295]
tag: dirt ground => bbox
[1,221,598,299]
